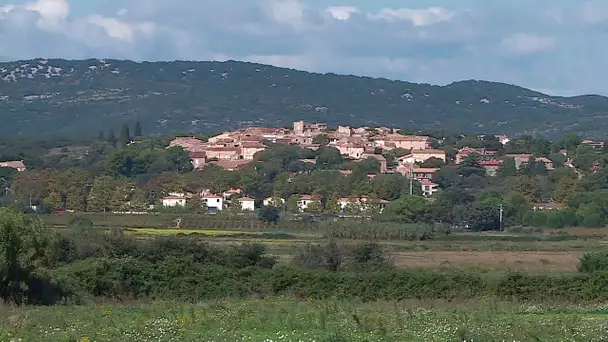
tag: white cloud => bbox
[267,0,305,24]
[86,15,135,42]
[326,6,359,21]
[579,1,608,24]
[499,33,556,56]
[0,0,606,95]
[24,0,69,31]
[367,7,456,26]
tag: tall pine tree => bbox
[134,121,142,138]
[107,128,117,148]
[120,124,131,147]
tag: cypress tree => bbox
[120,124,131,147]
[134,121,142,138]
[107,128,117,147]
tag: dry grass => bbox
[392,251,582,272]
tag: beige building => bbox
[334,143,365,159]
[241,142,267,160]
[374,134,431,150]
[399,149,446,164]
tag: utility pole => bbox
[499,204,504,231]
[409,162,414,196]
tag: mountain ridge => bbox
[0,58,607,138]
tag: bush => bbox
[347,242,393,271]
[582,214,605,228]
[578,252,608,273]
[258,206,280,223]
[0,209,64,305]
[545,211,565,229]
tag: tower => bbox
[293,120,304,135]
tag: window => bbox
[217,199,220,203]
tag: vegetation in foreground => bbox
[2,300,608,342]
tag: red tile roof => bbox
[163,196,186,200]
[0,160,26,170]
[420,180,438,186]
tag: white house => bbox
[420,180,439,197]
[263,197,285,207]
[339,196,390,214]
[339,197,363,211]
[297,195,321,211]
[162,196,187,207]
[237,197,255,211]
[202,194,224,211]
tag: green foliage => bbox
[293,241,392,272]
[578,252,608,273]
[134,121,143,138]
[258,206,280,223]
[0,209,62,305]
[383,196,431,223]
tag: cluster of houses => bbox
[161,188,390,214]
[169,120,449,197]
[170,120,447,169]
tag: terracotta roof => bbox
[241,142,267,148]
[413,168,439,173]
[0,160,26,170]
[412,149,445,154]
[237,197,255,201]
[299,194,320,200]
[420,180,438,186]
[189,151,207,158]
[205,147,241,152]
[202,194,223,199]
[163,196,186,200]
[479,160,501,167]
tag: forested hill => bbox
[1,58,607,137]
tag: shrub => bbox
[578,252,608,273]
[582,214,605,228]
[0,208,64,305]
[258,206,280,223]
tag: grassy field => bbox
[120,225,602,273]
[1,300,608,341]
[41,212,608,274]
[18,214,608,340]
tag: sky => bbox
[0,0,606,96]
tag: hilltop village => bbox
[156,120,602,212]
[0,119,605,222]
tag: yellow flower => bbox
[78,337,90,342]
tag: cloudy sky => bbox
[0,0,606,96]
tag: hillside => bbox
[0,58,607,137]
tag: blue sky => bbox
[1,0,607,96]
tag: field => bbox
[44,213,608,274]
[2,300,608,342]
[8,213,608,341]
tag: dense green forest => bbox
[1,59,608,137]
